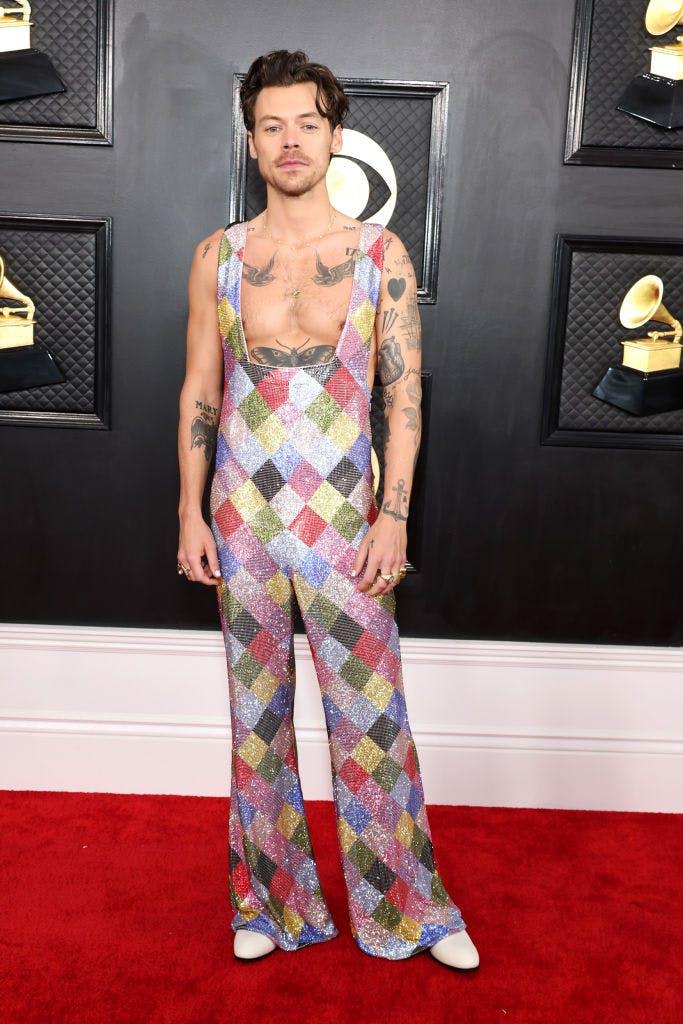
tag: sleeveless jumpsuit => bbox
[209,218,467,959]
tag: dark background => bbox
[2,0,682,644]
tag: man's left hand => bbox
[352,517,407,596]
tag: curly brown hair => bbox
[239,50,349,136]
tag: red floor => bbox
[0,791,680,1024]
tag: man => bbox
[177,49,479,970]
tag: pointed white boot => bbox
[429,928,480,970]
[233,929,278,960]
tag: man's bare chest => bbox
[239,234,366,366]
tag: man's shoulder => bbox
[187,227,228,296]
[191,225,226,263]
[374,225,410,275]
[378,224,406,248]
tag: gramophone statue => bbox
[617,1,683,128]
[593,274,683,415]
[0,253,65,393]
[0,0,66,103]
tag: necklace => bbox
[263,206,336,251]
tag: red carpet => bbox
[0,791,680,1024]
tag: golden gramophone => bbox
[618,1,683,128]
[0,253,64,393]
[593,274,683,415]
[0,253,35,347]
[0,1,66,103]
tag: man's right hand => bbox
[178,510,223,586]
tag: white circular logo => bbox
[326,128,397,225]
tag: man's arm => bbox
[353,228,421,596]
[177,229,225,584]
[375,228,422,526]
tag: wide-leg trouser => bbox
[215,541,467,959]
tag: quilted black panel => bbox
[581,0,683,150]
[0,0,99,126]
[0,226,98,413]
[558,248,683,432]
[245,92,434,291]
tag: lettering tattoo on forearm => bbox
[382,386,395,410]
[190,399,219,462]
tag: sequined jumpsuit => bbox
[209,218,466,959]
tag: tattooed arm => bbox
[177,228,225,586]
[376,229,422,526]
[353,228,421,597]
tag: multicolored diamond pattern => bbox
[209,219,466,958]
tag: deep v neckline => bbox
[235,218,368,370]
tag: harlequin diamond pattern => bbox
[212,365,372,559]
[209,220,466,958]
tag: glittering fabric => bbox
[209,219,466,958]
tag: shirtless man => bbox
[177,49,478,970]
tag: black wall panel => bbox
[1,0,682,644]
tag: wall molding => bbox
[1,624,681,811]
[6,622,683,668]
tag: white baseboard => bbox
[1,624,681,812]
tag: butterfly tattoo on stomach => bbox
[249,337,338,367]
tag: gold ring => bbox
[177,561,191,578]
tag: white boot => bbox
[429,929,480,970]
[233,929,278,960]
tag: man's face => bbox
[247,81,342,198]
